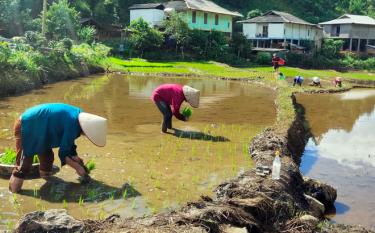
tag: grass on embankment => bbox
[251,66,375,81]
[107,57,375,81]
[105,57,270,79]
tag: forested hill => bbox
[0,0,374,37]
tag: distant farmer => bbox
[334,77,342,87]
[272,53,281,73]
[310,77,322,87]
[152,84,200,133]
[9,103,107,193]
[278,72,286,80]
[293,76,304,86]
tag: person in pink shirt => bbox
[151,84,200,133]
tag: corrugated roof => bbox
[239,10,315,26]
[130,0,242,17]
[185,0,243,17]
[129,3,165,10]
[163,1,188,11]
[319,14,375,26]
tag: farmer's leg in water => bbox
[155,101,173,133]
[38,149,54,179]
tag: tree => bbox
[127,18,163,57]
[321,39,344,58]
[247,9,262,19]
[163,13,191,58]
[44,0,80,40]
[0,0,37,37]
[230,33,252,58]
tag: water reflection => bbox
[298,89,375,230]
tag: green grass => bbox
[106,57,375,81]
[105,57,270,79]
[250,66,375,81]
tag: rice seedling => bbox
[131,198,137,209]
[122,189,128,199]
[85,159,96,173]
[63,199,68,209]
[110,192,115,202]
[78,195,84,206]
[98,204,105,220]
[12,194,18,205]
[33,187,38,197]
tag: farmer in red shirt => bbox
[272,53,281,73]
[151,84,200,133]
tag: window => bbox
[335,26,340,36]
[262,25,268,37]
[228,22,230,28]
[192,11,196,23]
[204,13,208,24]
[308,29,310,36]
[215,14,219,25]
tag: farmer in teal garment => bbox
[9,103,107,193]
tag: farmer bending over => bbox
[152,84,200,133]
[293,76,304,86]
[334,77,342,87]
[9,103,107,193]
[310,77,322,87]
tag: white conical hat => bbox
[78,112,107,147]
[183,86,200,108]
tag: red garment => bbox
[272,56,280,66]
[152,84,185,120]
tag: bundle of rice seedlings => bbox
[0,148,17,165]
[0,148,39,165]
[182,107,193,118]
[86,159,96,173]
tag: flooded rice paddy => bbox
[0,74,276,230]
[298,89,375,230]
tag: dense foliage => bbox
[2,0,375,36]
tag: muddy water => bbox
[298,89,375,230]
[0,74,276,230]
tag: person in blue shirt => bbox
[9,103,107,193]
[293,76,304,86]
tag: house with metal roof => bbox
[129,0,243,35]
[239,11,323,52]
[319,14,375,53]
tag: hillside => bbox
[0,0,374,38]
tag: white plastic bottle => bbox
[272,151,281,180]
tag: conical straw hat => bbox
[78,113,107,147]
[183,86,200,108]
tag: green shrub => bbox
[256,52,271,65]
[78,26,96,44]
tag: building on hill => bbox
[239,11,323,53]
[319,14,375,54]
[129,0,243,36]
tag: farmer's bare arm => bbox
[65,156,87,177]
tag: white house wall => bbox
[243,23,256,39]
[269,23,284,38]
[130,9,165,26]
